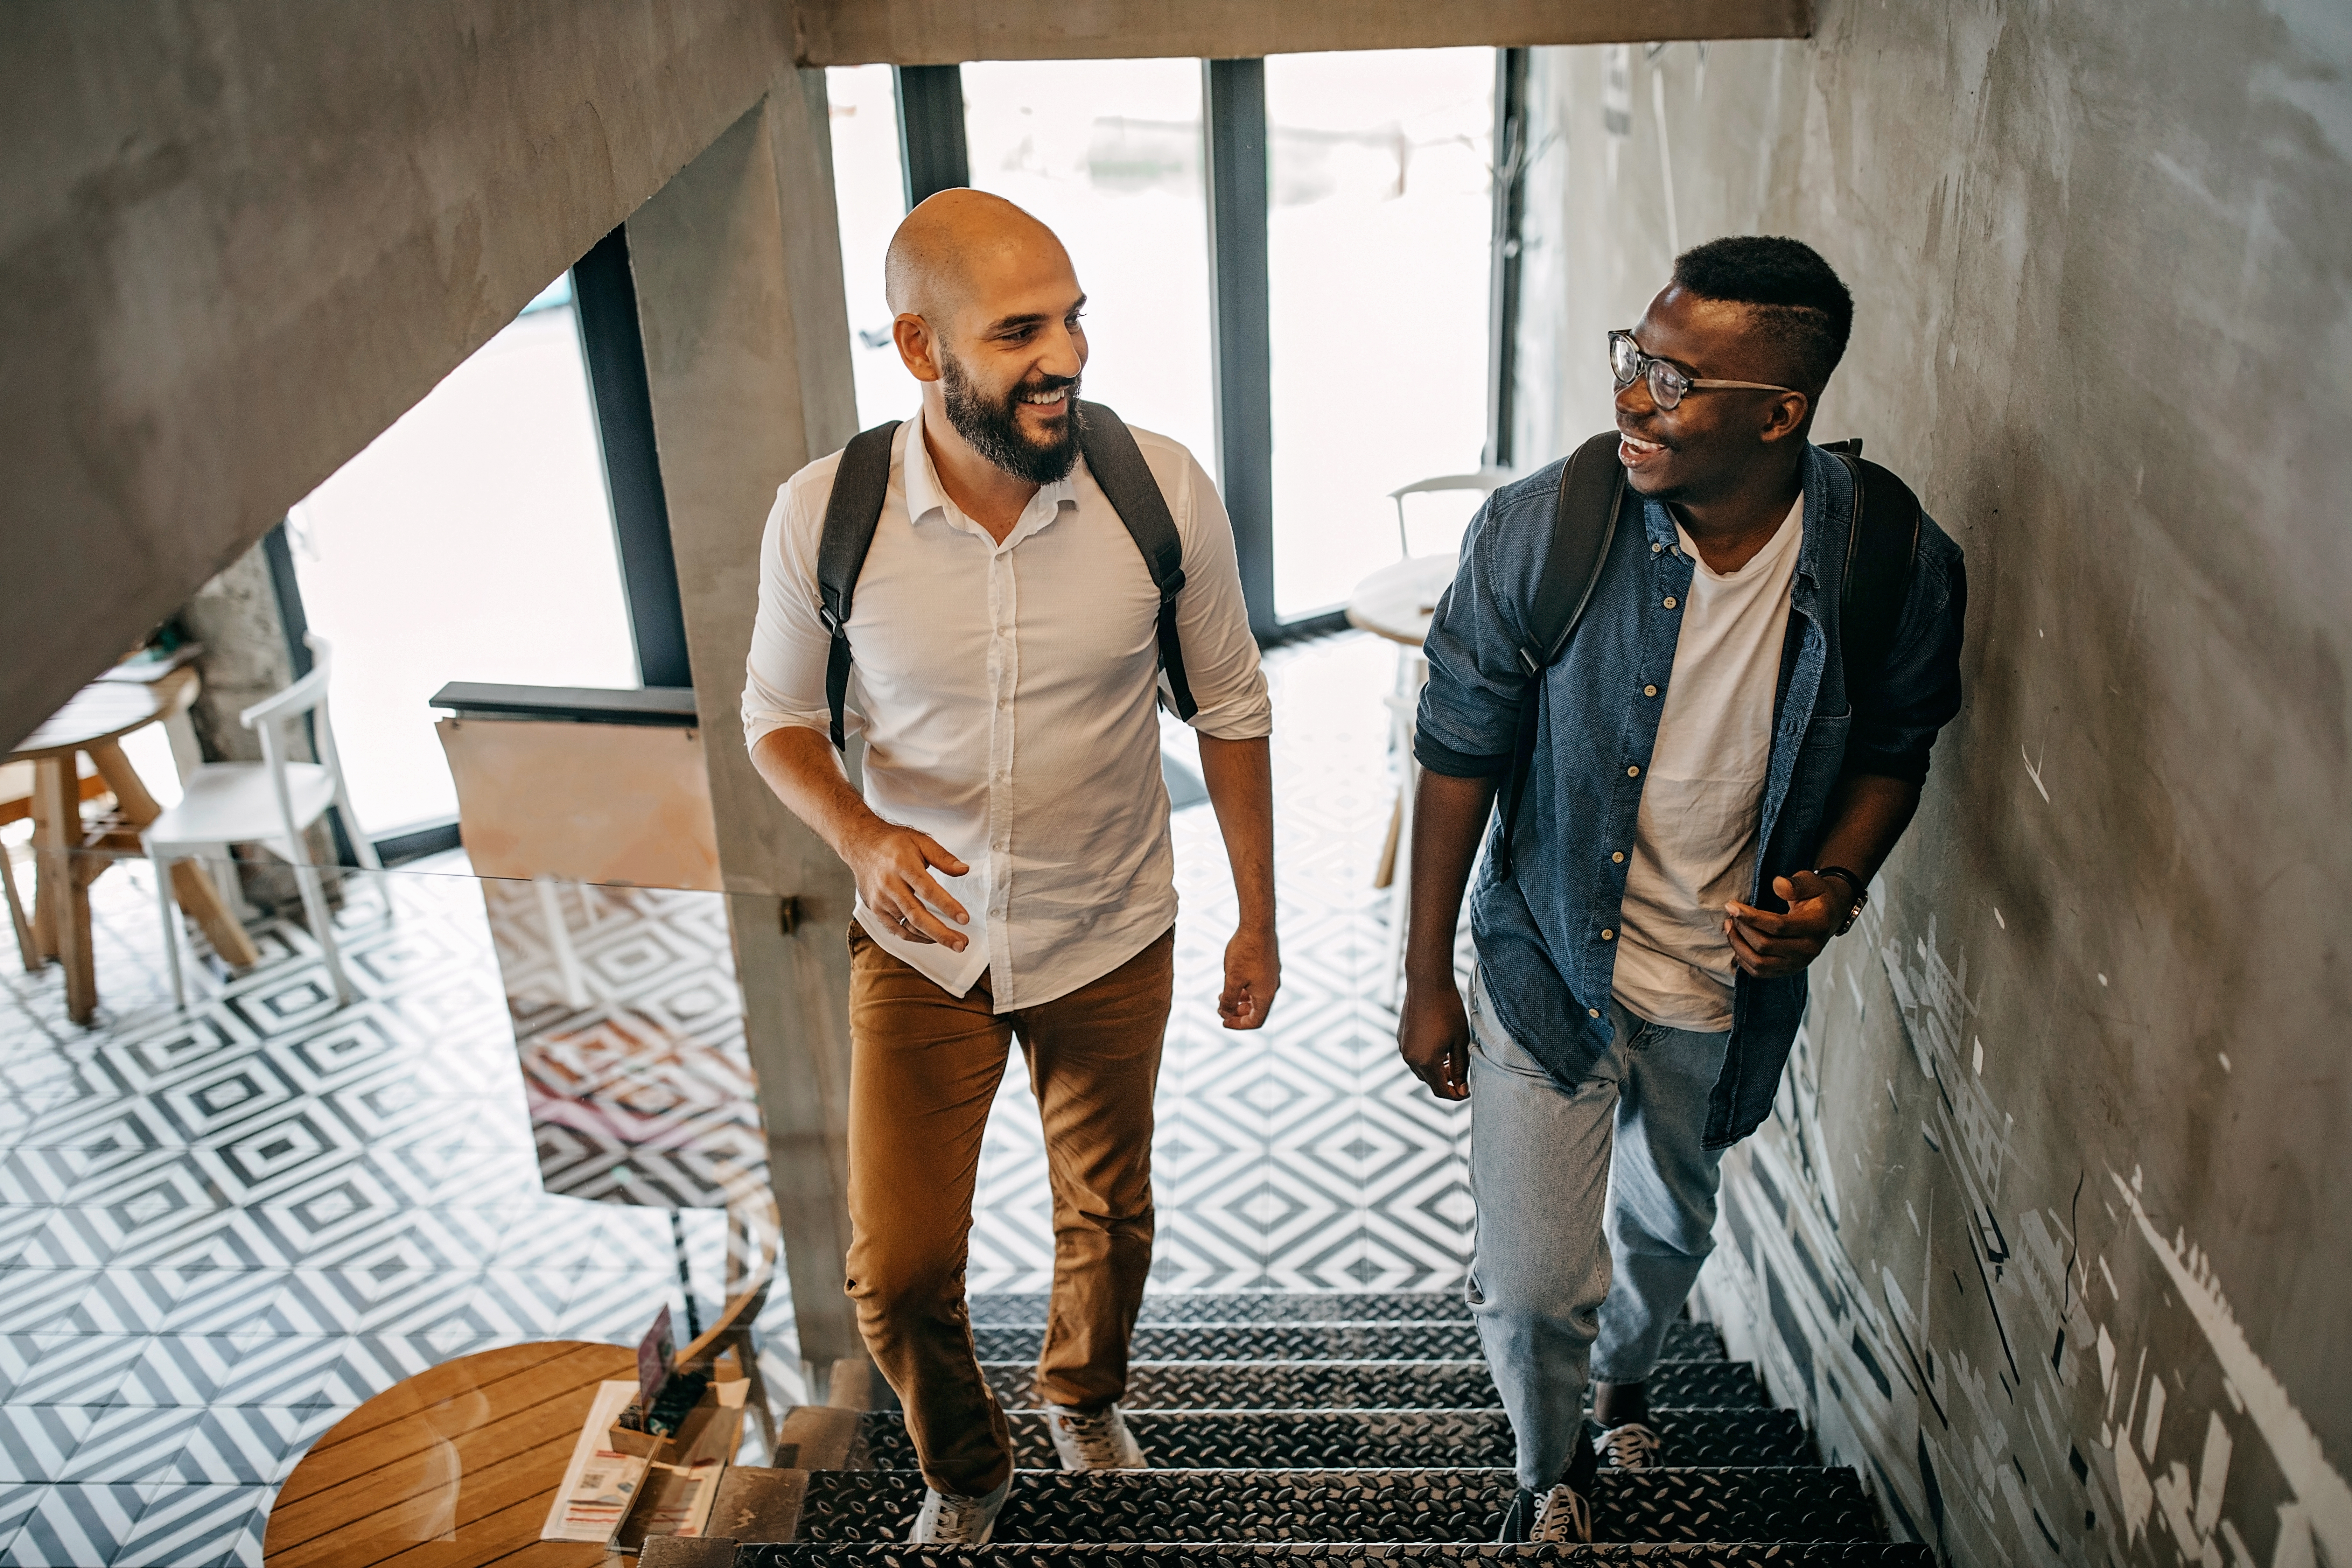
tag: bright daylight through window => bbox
[287,277,638,836]
[1267,50,1495,617]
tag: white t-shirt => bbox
[1611,498,1803,1032]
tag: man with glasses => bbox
[1396,237,1965,1540]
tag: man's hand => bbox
[1397,975,1472,1101]
[1218,923,1280,1029]
[842,818,971,950]
[1724,870,1857,979]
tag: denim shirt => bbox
[1415,443,1966,1148]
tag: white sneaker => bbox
[909,1476,1011,1544]
[1045,1403,1148,1470]
[1530,1480,1594,1542]
[1595,1420,1662,1470]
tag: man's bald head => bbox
[884,189,1071,324]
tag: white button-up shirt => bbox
[742,407,1272,1010]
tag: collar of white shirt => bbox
[900,403,1080,548]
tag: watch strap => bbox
[1813,866,1868,934]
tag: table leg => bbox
[30,758,96,1023]
[87,738,259,970]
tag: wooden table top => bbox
[1344,554,1457,647]
[7,674,181,761]
[265,1340,636,1568]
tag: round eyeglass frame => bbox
[1609,330,1798,411]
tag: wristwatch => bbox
[1813,866,1868,936]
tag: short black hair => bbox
[1671,236,1853,393]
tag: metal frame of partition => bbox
[1485,47,1532,472]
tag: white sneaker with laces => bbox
[909,1476,1011,1544]
[1045,1403,1149,1470]
[1595,1419,1663,1470]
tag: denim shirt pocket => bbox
[1768,707,1853,881]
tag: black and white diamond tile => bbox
[0,633,1483,1563]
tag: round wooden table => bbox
[1342,553,1456,648]
[6,665,258,1020]
[265,1340,635,1567]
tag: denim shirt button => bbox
[1643,684,1658,697]
[1588,1007,1601,1018]
[1627,765,1640,777]
[1601,929,1615,941]
[1663,596,1678,609]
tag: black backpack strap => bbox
[1076,401,1198,721]
[1818,439,1922,702]
[814,420,902,751]
[1496,429,1627,875]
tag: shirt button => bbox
[1663,596,1679,609]
[1627,765,1641,777]
[1643,684,1658,697]
[1651,542,1665,554]
[1601,929,1615,941]
[1588,1007,1602,1018]
[1612,851,1625,863]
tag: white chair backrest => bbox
[238,635,351,847]
[1388,467,1517,556]
[239,635,335,729]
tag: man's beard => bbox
[940,350,1082,485]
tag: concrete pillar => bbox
[624,73,867,1386]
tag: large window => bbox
[961,58,1221,472]
[826,50,1506,632]
[1266,51,1495,616]
[287,279,639,836]
[827,65,915,432]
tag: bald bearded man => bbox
[742,191,1278,1543]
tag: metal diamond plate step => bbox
[851,1406,1807,1472]
[785,1467,1883,1545]
[969,1322,1723,1365]
[970,1292,1470,1326]
[742,1545,1932,1567]
[981,1359,1762,1412]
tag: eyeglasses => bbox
[1609,330,1796,411]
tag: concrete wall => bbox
[0,0,800,752]
[1509,5,2351,1564]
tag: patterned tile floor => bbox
[0,631,1473,1564]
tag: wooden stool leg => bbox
[31,758,96,1023]
[1,839,37,972]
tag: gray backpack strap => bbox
[1496,429,1626,877]
[1818,439,1922,701]
[1074,401,1198,721]
[815,420,902,751]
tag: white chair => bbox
[1370,468,1516,1000]
[143,634,382,1007]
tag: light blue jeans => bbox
[1464,967,1729,1491]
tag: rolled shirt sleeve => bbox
[742,455,852,755]
[1840,513,1967,784]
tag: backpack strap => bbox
[1818,439,1922,703]
[815,420,902,751]
[1496,429,1628,875]
[1076,401,1198,721]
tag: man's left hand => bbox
[1724,870,1857,979]
[1219,924,1280,1030]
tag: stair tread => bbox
[981,1359,1763,1412]
[971,1292,1472,1325]
[746,1546,1932,1566]
[971,1322,1721,1364]
[851,1407,1809,1471]
[790,1467,1886,1546]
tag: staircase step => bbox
[970,1322,1721,1364]
[971,1292,1469,1326]
[981,1359,1762,1412]
[785,1467,1885,1545]
[852,1406,1809,1471]
[745,1545,1932,1566]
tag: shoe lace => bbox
[1055,1408,1126,1465]
[1533,1482,1592,1543]
[1596,1420,1662,1469]
[925,1491,992,1545]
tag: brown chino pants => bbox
[843,922,1174,1498]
